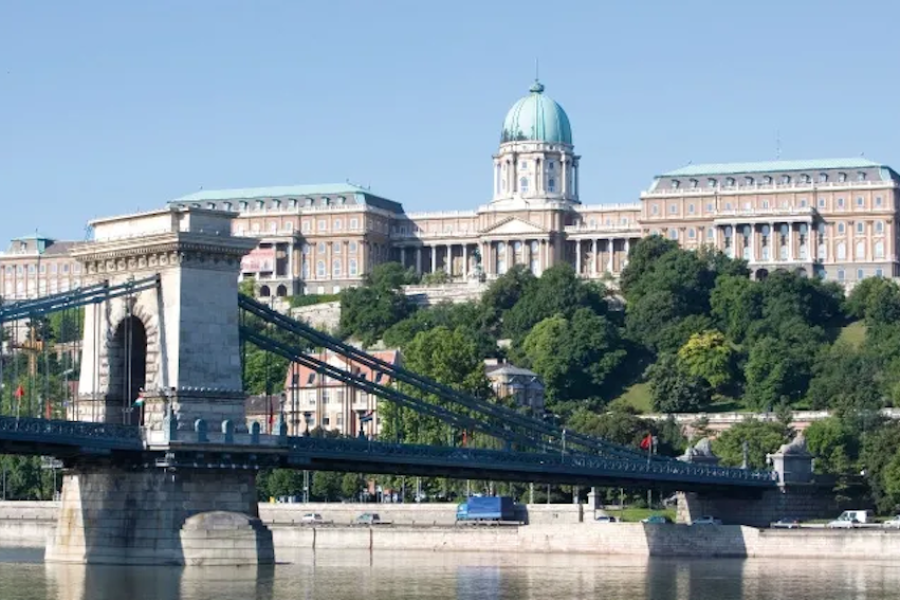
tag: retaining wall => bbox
[7,501,900,560]
[259,502,583,526]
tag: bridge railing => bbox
[0,415,142,449]
[289,436,779,486]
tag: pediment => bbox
[480,217,547,236]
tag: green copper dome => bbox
[500,80,573,145]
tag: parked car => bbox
[300,513,324,524]
[827,510,872,529]
[594,514,619,523]
[355,512,382,525]
[882,516,900,529]
[772,517,800,529]
[692,516,722,525]
[640,515,672,524]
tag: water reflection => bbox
[0,550,896,600]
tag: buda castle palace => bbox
[3,79,900,300]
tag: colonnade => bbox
[571,237,636,276]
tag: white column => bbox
[624,238,631,267]
[493,161,498,197]
[749,225,756,262]
[591,239,597,276]
[463,244,469,279]
[400,247,406,269]
[445,244,452,275]
[431,245,437,273]
[574,161,579,200]
[788,224,795,261]
[575,240,582,275]
[561,157,568,198]
[416,247,422,274]
[607,239,614,272]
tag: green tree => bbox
[807,342,881,412]
[521,309,626,412]
[502,264,606,344]
[677,330,735,390]
[380,326,491,446]
[340,263,414,346]
[711,419,790,469]
[846,276,900,321]
[566,407,685,457]
[804,416,858,503]
[341,473,362,500]
[646,353,712,413]
[311,471,343,501]
[710,275,763,342]
[261,469,306,499]
[619,235,679,300]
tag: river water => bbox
[0,547,897,600]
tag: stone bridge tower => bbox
[46,207,275,566]
[70,207,256,432]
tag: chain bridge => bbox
[0,207,777,566]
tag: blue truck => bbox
[456,496,516,523]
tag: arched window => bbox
[349,241,358,254]
[259,285,271,297]
[669,229,678,240]
[688,228,696,239]
[875,241,885,259]
[349,259,358,276]
[837,222,846,235]
[519,177,529,193]
[334,219,343,230]
[333,259,342,277]
[876,221,885,234]
[333,242,342,255]
[855,241,866,260]
[317,242,326,254]
[836,242,846,260]
[316,260,326,277]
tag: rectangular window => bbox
[818,198,826,208]
[318,220,327,231]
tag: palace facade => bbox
[4,79,897,302]
[166,78,898,295]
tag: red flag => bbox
[640,434,652,450]
[13,385,24,399]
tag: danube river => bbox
[0,547,898,600]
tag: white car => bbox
[692,516,722,525]
[594,515,619,523]
[882,516,900,529]
[300,513,324,524]
[826,517,857,529]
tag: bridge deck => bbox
[0,417,776,492]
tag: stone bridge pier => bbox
[44,207,276,566]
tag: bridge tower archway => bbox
[107,315,148,425]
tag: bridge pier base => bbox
[46,465,274,566]
[676,486,841,527]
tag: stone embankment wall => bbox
[261,502,583,526]
[8,501,900,560]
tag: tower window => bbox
[519,161,527,170]
[520,177,529,193]
[548,178,556,192]
[548,161,555,170]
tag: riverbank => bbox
[5,501,900,560]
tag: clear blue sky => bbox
[2,0,899,244]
